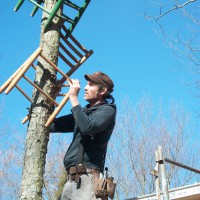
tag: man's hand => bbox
[68,79,80,107]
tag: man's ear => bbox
[100,87,108,95]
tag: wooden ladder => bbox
[0,31,93,126]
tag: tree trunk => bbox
[20,1,62,199]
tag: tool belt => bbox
[67,164,87,182]
[93,170,116,199]
[67,164,100,182]
[67,165,116,199]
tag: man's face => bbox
[84,81,102,103]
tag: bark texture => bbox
[20,1,62,199]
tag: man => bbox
[50,71,116,200]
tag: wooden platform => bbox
[126,183,200,200]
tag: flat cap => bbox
[84,71,114,92]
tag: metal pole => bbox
[156,146,170,200]
[165,158,200,174]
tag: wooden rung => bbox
[69,34,88,53]
[31,64,37,70]
[61,24,70,35]
[28,0,73,25]
[59,42,79,63]
[57,93,68,96]
[62,13,75,24]
[22,92,69,126]
[4,47,42,94]
[64,0,80,11]
[22,115,29,124]
[23,75,59,107]
[39,54,71,83]
[65,0,91,37]
[61,26,88,54]
[57,84,70,87]
[59,49,93,83]
[58,51,74,68]
[16,85,32,102]
[45,93,69,127]
[60,33,83,58]
[78,50,93,65]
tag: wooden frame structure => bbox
[14,0,91,32]
[0,33,93,127]
[59,25,93,81]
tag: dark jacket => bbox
[50,101,116,172]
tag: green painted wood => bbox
[30,0,43,17]
[29,0,69,20]
[62,13,74,24]
[29,0,51,15]
[14,0,25,12]
[64,0,80,11]
[66,0,91,37]
[43,0,64,31]
[14,0,91,35]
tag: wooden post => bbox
[156,146,170,200]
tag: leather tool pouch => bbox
[93,171,116,199]
[106,178,116,199]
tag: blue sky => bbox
[0,1,200,129]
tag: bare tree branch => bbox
[106,96,200,199]
[145,0,198,21]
